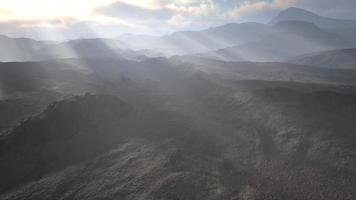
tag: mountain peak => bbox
[270,7,356,29]
[270,7,319,25]
[282,7,318,15]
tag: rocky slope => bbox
[1,76,356,199]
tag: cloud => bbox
[96,2,174,20]
[225,0,295,21]
[168,14,193,27]
[0,18,141,40]
[0,7,12,16]
[0,0,116,22]
[223,0,356,22]
[94,0,218,33]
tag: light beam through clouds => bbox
[0,0,355,40]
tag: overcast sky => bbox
[0,0,355,40]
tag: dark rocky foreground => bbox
[1,84,356,200]
[0,57,356,199]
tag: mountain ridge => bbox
[270,7,356,29]
[289,48,356,68]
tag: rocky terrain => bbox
[0,56,355,199]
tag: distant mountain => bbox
[118,13,356,56]
[270,7,356,29]
[158,22,275,54]
[116,33,163,50]
[289,49,356,68]
[101,8,356,56]
[116,23,275,55]
[0,22,275,61]
[0,37,163,62]
[198,20,356,62]
[0,35,47,62]
[1,7,355,62]
[41,38,126,59]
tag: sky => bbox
[0,0,355,40]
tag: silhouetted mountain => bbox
[115,23,275,55]
[42,38,167,61]
[290,49,356,68]
[270,7,356,29]
[159,22,275,54]
[1,7,355,62]
[198,20,356,61]
[0,37,164,62]
[117,15,356,56]
[42,38,125,59]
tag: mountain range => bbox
[1,7,355,63]
[270,7,356,29]
[200,20,355,62]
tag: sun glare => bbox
[0,0,200,22]
[0,0,117,21]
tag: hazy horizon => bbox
[1,0,356,40]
